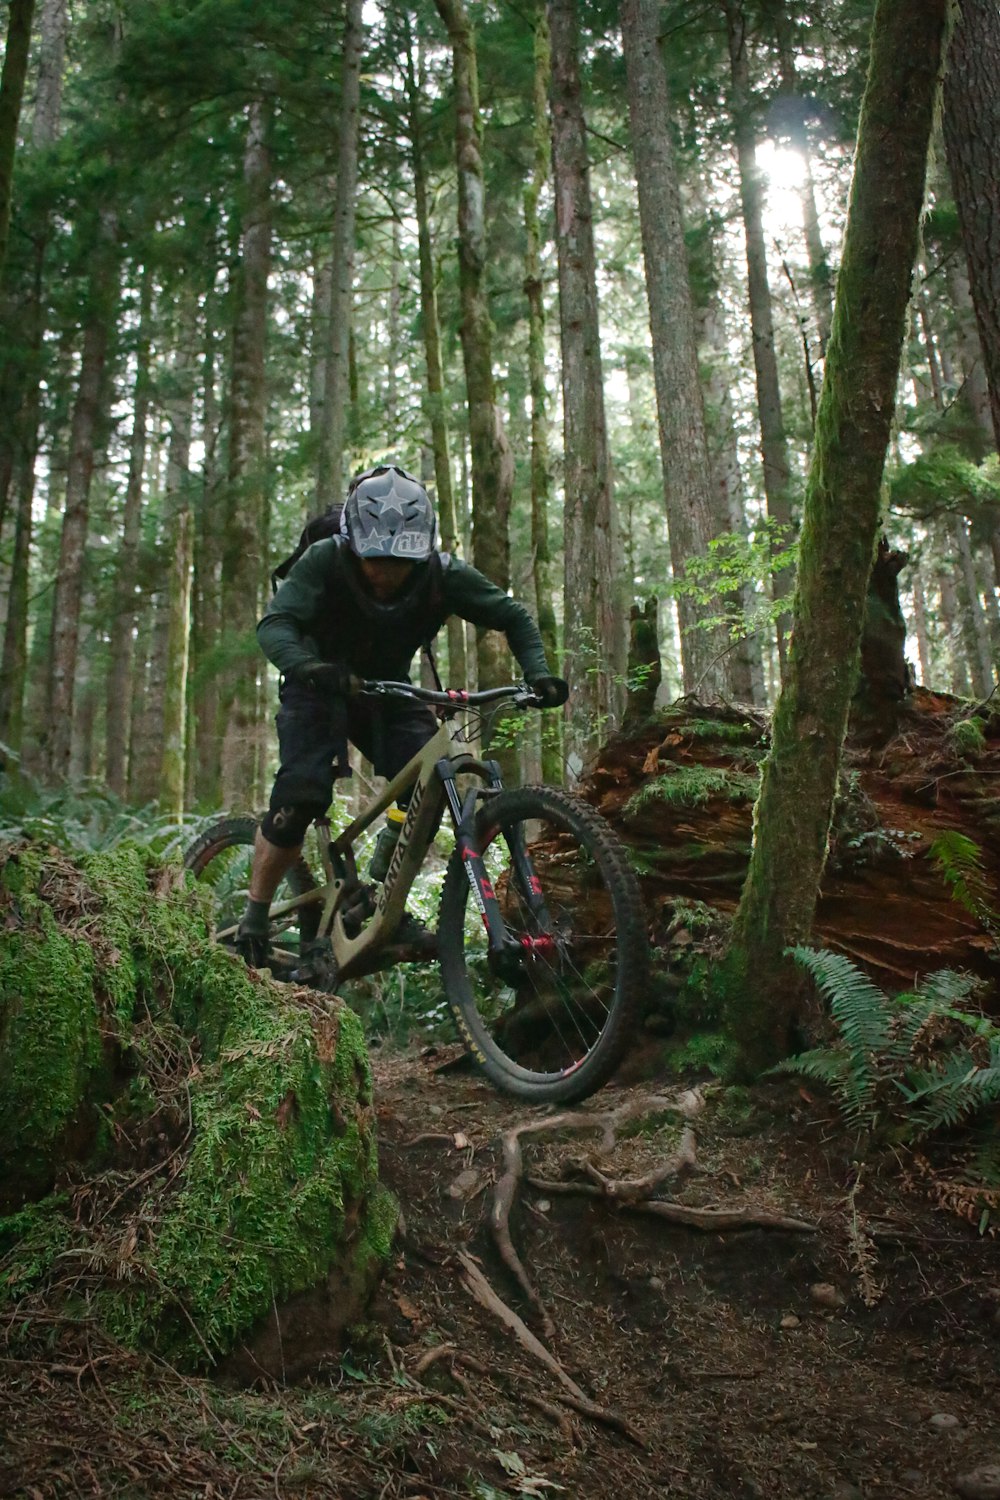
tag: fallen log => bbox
[580,688,1000,995]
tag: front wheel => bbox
[437,785,648,1103]
[183,816,320,976]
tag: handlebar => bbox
[357,679,542,710]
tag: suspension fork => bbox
[436,759,554,953]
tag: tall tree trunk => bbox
[910,564,932,685]
[105,263,152,797]
[725,0,948,1074]
[402,26,467,689]
[0,0,36,286]
[159,291,198,817]
[524,0,560,781]
[622,0,730,698]
[943,0,1000,453]
[0,0,67,756]
[220,101,272,810]
[953,514,994,696]
[432,0,515,699]
[192,295,224,807]
[47,210,118,781]
[549,0,626,769]
[689,199,767,705]
[946,252,996,453]
[724,0,795,669]
[315,0,363,505]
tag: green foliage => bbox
[0,772,206,858]
[774,948,1000,1152]
[624,765,759,817]
[889,447,1000,520]
[664,1030,733,1077]
[667,521,797,640]
[930,830,999,939]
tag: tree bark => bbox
[0,0,36,287]
[159,290,198,817]
[524,0,560,780]
[220,101,272,810]
[943,0,1000,453]
[0,0,67,757]
[105,264,153,798]
[315,0,364,505]
[724,0,795,670]
[47,209,118,781]
[621,0,730,699]
[432,0,515,700]
[549,0,626,769]
[724,0,948,1074]
[402,25,467,690]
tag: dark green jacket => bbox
[257,539,552,684]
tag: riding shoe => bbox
[234,923,270,970]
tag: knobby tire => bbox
[437,785,647,1104]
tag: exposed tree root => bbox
[455,1251,644,1446]
[489,1088,705,1337]
[524,1180,817,1234]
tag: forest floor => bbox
[2,1042,999,1500]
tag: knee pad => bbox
[260,804,317,849]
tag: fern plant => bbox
[929,830,999,941]
[773,948,1000,1148]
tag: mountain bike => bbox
[183,681,648,1104]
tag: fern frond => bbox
[914,969,981,1010]
[788,946,892,1056]
[770,1050,852,1089]
[897,1056,1000,1139]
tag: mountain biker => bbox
[236,463,568,968]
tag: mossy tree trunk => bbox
[723,0,949,1076]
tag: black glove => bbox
[530,676,570,708]
[288,659,353,696]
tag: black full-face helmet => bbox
[342,465,436,562]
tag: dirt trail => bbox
[3,1047,999,1499]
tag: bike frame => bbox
[263,689,544,981]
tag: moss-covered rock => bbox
[0,840,393,1373]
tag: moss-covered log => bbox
[582,692,1000,997]
[0,842,394,1375]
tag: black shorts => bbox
[268,680,438,813]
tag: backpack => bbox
[271,505,344,594]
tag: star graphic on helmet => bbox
[378,494,408,519]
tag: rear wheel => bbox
[183,816,320,977]
[437,785,647,1103]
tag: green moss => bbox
[682,718,761,745]
[624,765,759,818]
[664,1030,734,1078]
[0,841,392,1369]
[947,717,986,761]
